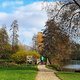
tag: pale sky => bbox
[0,0,48,46]
[1,0,79,46]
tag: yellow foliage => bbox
[37,32,43,43]
[11,50,40,63]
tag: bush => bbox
[27,50,40,59]
[11,50,27,63]
[11,50,40,64]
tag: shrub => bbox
[27,50,40,59]
[47,64,62,71]
[11,50,27,63]
[11,50,40,64]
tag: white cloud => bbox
[0,2,47,45]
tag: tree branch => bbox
[70,11,80,28]
[54,2,74,19]
[73,0,80,8]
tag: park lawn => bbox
[56,71,80,80]
[0,64,38,80]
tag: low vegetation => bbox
[56,71,80,80]
[46,65,62,71]
[0,64,38,80]
[11,50,40,63]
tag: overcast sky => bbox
[0,0,48,46]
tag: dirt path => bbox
[36,65,60,80]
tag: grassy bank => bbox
[56,71,80,80]
[46,65,80,80]
[0,64,38,80]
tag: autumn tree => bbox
[36,32,43,54]
[42,0,80,66]
[0,26,12,59]
[32,32,43,54]
[32,34,38,50]
[43,19,72,66]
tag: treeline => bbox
[0,20,20,61]
[0,21,40,64]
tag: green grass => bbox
[56,71,80,80]
[0,64,38,80]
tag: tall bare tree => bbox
[10,20,19,52]
[43,0,80,37]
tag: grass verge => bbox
[0,64,38,80]
[56,71,80,80]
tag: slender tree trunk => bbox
[47,57,51,65]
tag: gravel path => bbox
[36,65,60,80]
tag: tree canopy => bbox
[41,0,80,66]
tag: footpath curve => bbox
[36,65,60,80]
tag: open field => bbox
[0,64,37,80]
